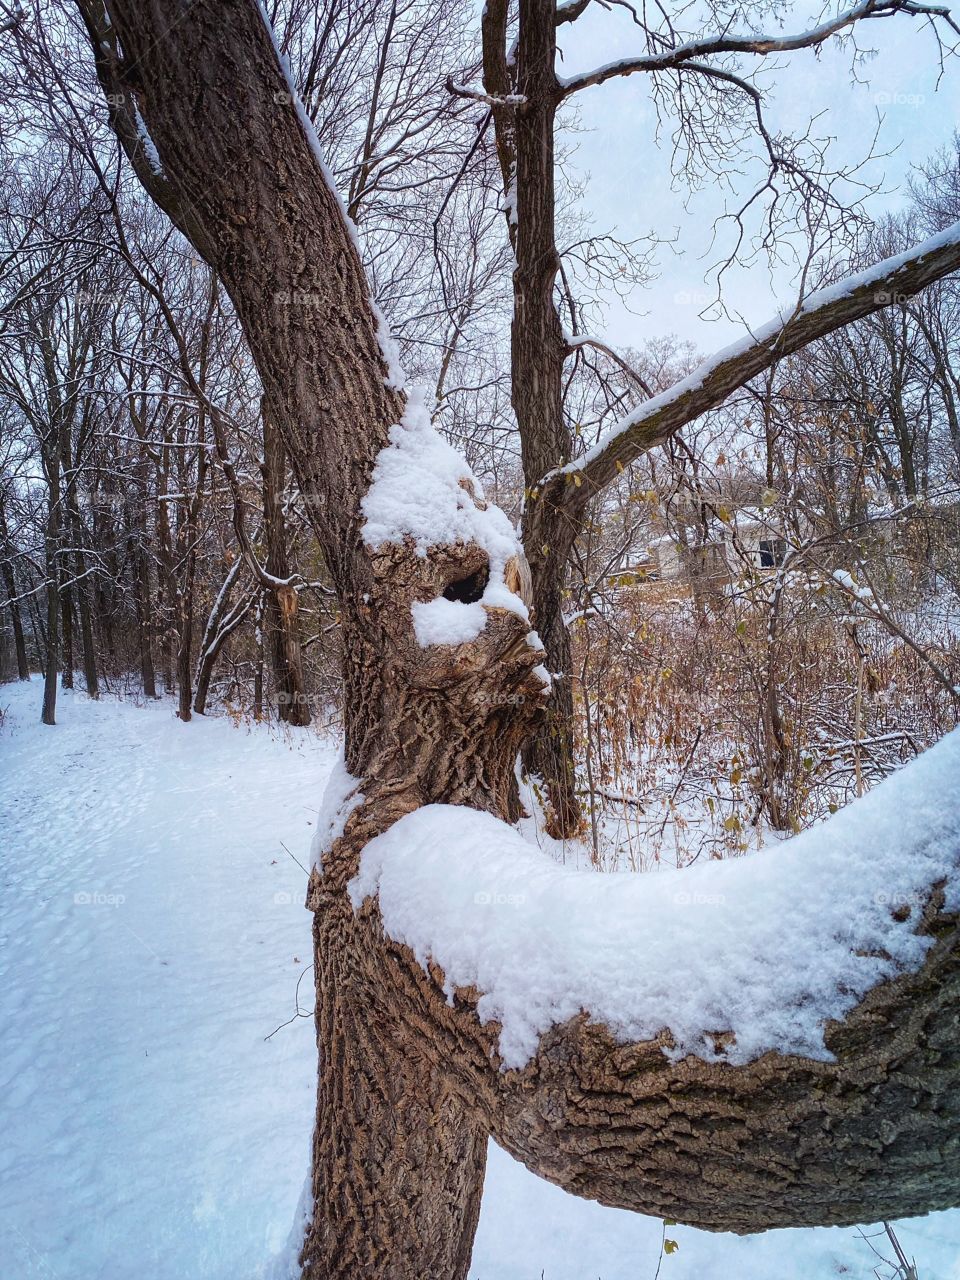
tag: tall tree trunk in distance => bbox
[193,556,252,715]
[253,592,265,720]
[484,0,583,838]
[28,590,46,661]
[0,498,30,679]
[156,494,175,695]
[61,420,99,697]
[261,397,310,725]
[131,521,157,698]
[42,460,61,725]
[192,604,250,714]
[60,579,75,689]
[69,501,99,697]
[176,565,195,721]
[173,443,206,720]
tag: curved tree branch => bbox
[339,728,960,1230]
[542,222,960,516]
[559,0,959,98]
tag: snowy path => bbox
[1,681,958,1280]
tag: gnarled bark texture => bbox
[78,2,960,1277]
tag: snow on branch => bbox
[556,0,593,24]
[544,220,960,508]
[351,729,960,1070]
[559,0,959,98]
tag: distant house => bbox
[726,508,790,573]
[618,505,793,587]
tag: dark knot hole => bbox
[443,563,489,604]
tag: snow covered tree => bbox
[75,1,960,1277]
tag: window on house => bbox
[758,538,787,568]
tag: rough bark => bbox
[482,0,583,837]
[301,888,487,1279]
[334,846,960,1233]
[77,4,960,1277]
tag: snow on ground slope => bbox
[1,680,958,1280]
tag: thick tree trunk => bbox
[261,399,310,725]
[483,0,582,837]
[309,792,960,1238]
[300,893,487,1280]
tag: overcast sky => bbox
[552,3,960,357]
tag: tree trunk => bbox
[69,501,99,698]
[0,498,30,680]
[300,893,487,1279]
[60,576,75,690]
[156,494,176,695]
[193,557,252,715]
[174,458,205,720]
[253,592,265,720]
[131,522,157,698]
[261,398,310,725]
[483,0,582,837]
[42,468,61,725]
[176,582,194,722]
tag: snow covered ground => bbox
[1,679,958,1280]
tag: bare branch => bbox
[543,222,960,513]
[559,0,959,98]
